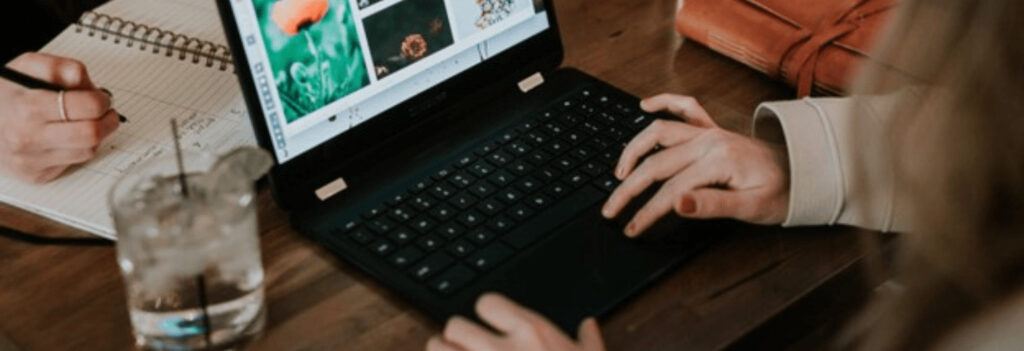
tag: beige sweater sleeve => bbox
[750,96,912,232]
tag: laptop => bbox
[215,0,714,331]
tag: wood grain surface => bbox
[0,0,871,350]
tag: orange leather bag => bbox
[675,0,898,96]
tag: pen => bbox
[0,66,128,123]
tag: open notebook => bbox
[0,0,256,239]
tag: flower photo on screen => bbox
[362,0,455,79]
[255,0,370,123]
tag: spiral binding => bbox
[73,11,233,71]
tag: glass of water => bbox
[109,149,266,350]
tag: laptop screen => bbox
[226,0,551,162]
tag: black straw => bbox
[170,119,189,197]
[195,275,213,348]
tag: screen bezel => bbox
[215,0,563,208]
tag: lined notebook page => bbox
[0,22,255,238]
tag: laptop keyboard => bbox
[333,86,656,296]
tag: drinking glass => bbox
[109,150,265,350]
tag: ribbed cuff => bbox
[753,99,843,227]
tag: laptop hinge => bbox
[517,72,544,93]
[315,176,349,201]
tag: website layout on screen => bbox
[229,0,550,162]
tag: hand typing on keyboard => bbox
[427,293,605,351]
[601,94,791,237]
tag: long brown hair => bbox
[843,0,1024,349]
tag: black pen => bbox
[0,66,128,123]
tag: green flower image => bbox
[255,0,369,123]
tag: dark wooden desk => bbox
[0,0,871,350]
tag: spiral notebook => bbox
[0,0,256,239]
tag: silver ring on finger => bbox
[57,90,69,123]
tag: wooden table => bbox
[0,0,873,349]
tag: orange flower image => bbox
[401,34,428,60]
[271,0,330,36]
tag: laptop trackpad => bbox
[496,211,687,332]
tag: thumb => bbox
[577,317,606,351]
[675,189,742,219]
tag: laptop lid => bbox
[216,0,562,208]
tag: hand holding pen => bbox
[0,52,127,184]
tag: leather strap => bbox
[745,0,897,96]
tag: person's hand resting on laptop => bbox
[427,293,605,351]
[0,52,119,183]
[602,94,790,236]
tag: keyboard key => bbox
[417,235,444,251]
[526,150,551,165]
[476,198,505,216]
[543,122,566,136]
[387,193,407,206]
[449,173,476,188]
[564,171,590,188]
[387,205,414,223]
[430,183,456,199]
[346,227,374,244]
[430,264,476,295]
[449,191,478,210]
[535,167,561,182]
[509,160,533,176]
[389,246,424,267]
[524,131,548,145]
[468,229,496,244]
[564,130,585,145]
[341,220,359,232]
[581,161,605,177]
[581,121,601,134]
[594,175,620,193]
[487,151,513,165]
[447,240,476,257]
[517,120,538,132]
[430,204,457,222]
[545,182,570,199]
[487,170,515,187]
[410,194,438,211]
[469,161,495,177]
[496,188,523,204]
[363,204,386,219]
[410,252,454,280]
[559,112,581,126]
[367,217,397,234]
[457,210,485,228]
[433,167,454,180]
[526,194,553,209]
[499,130,518,144]
[410,215,437,233]
[504,141,531,156]
[624,114,654,131]
[544,140,568,155]
[486,216,515,233]
[468,242,514,272]
[410,179,432,193]
[455,155,474,168]
[553,157,577,172]
[474,142,498,156]
[370,239,395,256]
[388,227,417,244]
[515,176,542,193]
[436,222,466,239]
[508,204,535,221]
[470,181,497,198]
[572,146,595,161]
